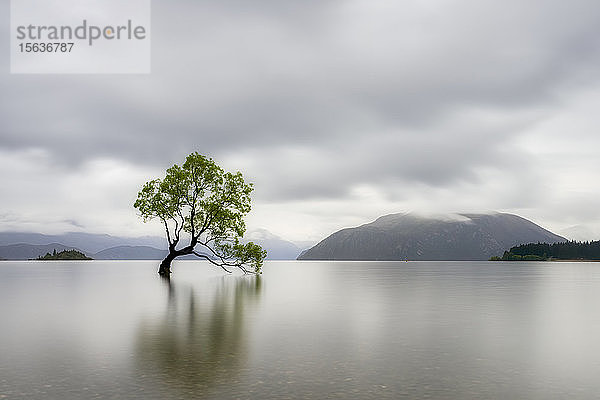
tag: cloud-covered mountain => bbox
[558,225,600,242]
[298,212,566,261]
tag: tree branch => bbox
[195,241,252,274]
[162,218,173,246]
[195,211,214,239]
[175,208,185,241]
[192,251,233,273]
[195,242,255,275]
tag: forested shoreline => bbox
[491,241,600,261]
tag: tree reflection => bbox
[135,275,263,397]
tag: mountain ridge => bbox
[0,231,166,254]
[0,243,88,260]
[298,212,566,261]
[0,229,310,260]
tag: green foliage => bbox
[37,249,92,260]
[494,240,600,261]
[498,252,546,261]
[522,254,546,261]
[515,241,600,260]
[501,251,524,261]
[134,152,266,274]
[494,250,547,261]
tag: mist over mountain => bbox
[558,225,599,242]
[298,212,566,261]
[245,229,312,260]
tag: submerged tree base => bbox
[158,266,172,275]
[158,257,173,275]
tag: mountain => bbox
[0,231,166,254]
[298,212,567,261]
[0,243,88,260]
[93,246,168,260]
[244,229,311,260]
[90,230,310,260]
[558,225,599,242]
[0,229,308,260]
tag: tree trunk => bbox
[158,251,177,275]
[159,245,196,275]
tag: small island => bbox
[36,249,93,260]
[491,240,600,261]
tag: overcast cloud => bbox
[2,0,600,242]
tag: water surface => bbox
[2,260,600,399]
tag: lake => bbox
[2,260,600,399]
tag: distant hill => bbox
[89,233,314,260]
[93,246,168,260]
[558,225,599,242]
[0,231,166,254]
[0,243,87,260]
[244,229,311,260]
[37,249,92,260]
[298,212,566,261]
[0,229,308,261]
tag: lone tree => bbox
[134,153,266,276]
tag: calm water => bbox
[2,260,600,399]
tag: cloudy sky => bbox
[2,0,600,242]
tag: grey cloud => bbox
[243,127,535,203]
[1,0,600,219]
[4,0,599,150]
[62,219,85,229]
